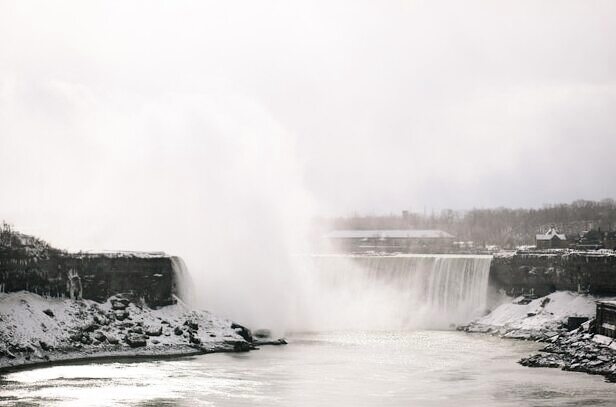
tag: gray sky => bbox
[1,0,616,247]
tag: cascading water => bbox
[170,256,195,306]
[299,254,492,331]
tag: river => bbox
[1,330,614,406]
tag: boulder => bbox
[42,309,54,318]
[184,320,199,330]
[145,326,162,336]
[94,315,110,326]
[93,331,107,342]
[231,322,253,342]
[189,333,201,345]
[125,334,147,348]
[174,326,184,336]
[83,323,100,333]
[114,310,129,321]
[111,299,128,310]
[107,336,120,345]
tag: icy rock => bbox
[111,300,128,310]
[106,336,119,345]
[146,326,162,336]
[114,310,129,321]
[593,335,613,346]
[231,323,253,342]
[125,334,147,348]
[93,315,110,325]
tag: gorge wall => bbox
[0,231,179,307]
[489,250,616,297]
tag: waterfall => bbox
[301,254,492,330]
[170,256,195,306]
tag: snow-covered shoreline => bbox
[460,291,602,340]
[460,290,616,382]
[0,291,281,373]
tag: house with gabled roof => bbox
[536,227,567,249]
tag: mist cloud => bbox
[1,0,615,326]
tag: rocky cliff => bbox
[490,250,616,297]
[0,227,178,307]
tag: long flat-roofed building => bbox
[325,229,455,254]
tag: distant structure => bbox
[535,227,567,249]
[325,229,455,253]
[596,301,616,338]
[572,229,616,251]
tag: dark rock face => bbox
[490,252,616,297]
[0,230,181,307]
[567,316,589,330]
[93,331,107,342]
[231,323,253,342]
[39,341,52,351]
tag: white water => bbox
[297,255,492,331]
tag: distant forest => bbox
[323,199,616,248]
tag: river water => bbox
[1,331,614,406]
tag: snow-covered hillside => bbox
[0,291,257,371]
[461,291,607,340]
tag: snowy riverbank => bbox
[460,291,600,340]
[0,291,282,372]
[461,290,616,382]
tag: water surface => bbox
[1,331,614,406]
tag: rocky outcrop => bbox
[459,291,598,340]
[0,227,287,371]
[0,292,268,371]
[460,290,616,381]
[0,228,180,307]
[490,250,616,297]
[520,321,616,382]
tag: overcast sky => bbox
[1,1,616,248]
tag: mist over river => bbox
[1,331,614,407]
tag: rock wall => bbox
[489,251,616,297]
[0,247,179,307]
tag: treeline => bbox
[0,221,52,252]
[324,199,616,248]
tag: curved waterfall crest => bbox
[304,254,492,330]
